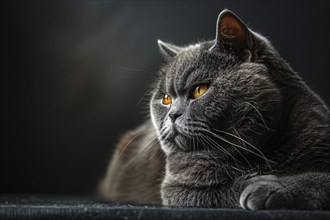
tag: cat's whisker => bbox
[118,129,155,157]
[200,134,220,157]
[123,136,159,168]
[244,101,271,131]
[214,128,272,167]
[187,120,209,130]
[105,76,153,82]
[231,129,255,168]
[201,134,236,182]
[202,128,275,170]
[142,142,164,165]
[189,132,192,153]
[209,128,253,169]
[200,135,217,158]
[159,126,171,137]
[214,128,255,149]
[200,133,242,169]
[229,143,253,169]
[199,135,228,184]
[136,88,153,107]
[192,134,196,155]
[137,136,159,154]
[229,165,245,173]
[199,134,210,155]
[121,66,154,74]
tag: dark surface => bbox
[1,1,329,195]
[1,197,330,220]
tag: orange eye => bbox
[192,84,208,99]
[163,94,172,105]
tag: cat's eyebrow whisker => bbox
[121,66,154,74]
[106,76,153,82]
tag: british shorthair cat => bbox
[99,9,330,210]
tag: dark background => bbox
[1,1,329,195]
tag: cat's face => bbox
[150,10,282,157]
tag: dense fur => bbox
[99,9,330,210]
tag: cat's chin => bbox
[162,133,193,153]
[165,135,207,153]
[174,135,190,150]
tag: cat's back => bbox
[98,121,165,204]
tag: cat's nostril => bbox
[169,112,182,122]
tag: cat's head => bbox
[150,9,283,157]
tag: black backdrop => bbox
[1,1,329,195]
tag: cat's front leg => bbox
[161,174,237,208]
[239,172,330,210]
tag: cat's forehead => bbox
[169,47,202,73]
[164,43,237,94]
[167,43,237,74]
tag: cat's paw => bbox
[239,175,294,210]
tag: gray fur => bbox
[150,9,330,209]
[100,9,330,210]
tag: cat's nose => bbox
[169,112,182,122]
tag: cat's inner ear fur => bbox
[215,9,255,61]
[157,40,181,59]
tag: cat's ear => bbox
[157,40,181,59]
[214,9,254,58]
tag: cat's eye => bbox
[163,94,172,105]
[192,84,208,99]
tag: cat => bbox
[99,9,330,210]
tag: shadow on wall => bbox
[1,1,329,195]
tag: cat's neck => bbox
[164,150,263,187]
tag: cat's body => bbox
[99,122,165,204]
[99,10,330,210]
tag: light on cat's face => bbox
[192,84,208,99]
[162,94,172,105]
[162,84,209,106]
[153,83,211,152]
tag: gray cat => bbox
[99,9,330,210]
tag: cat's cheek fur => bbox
[150,97,175,155]
[150,96,166,132]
